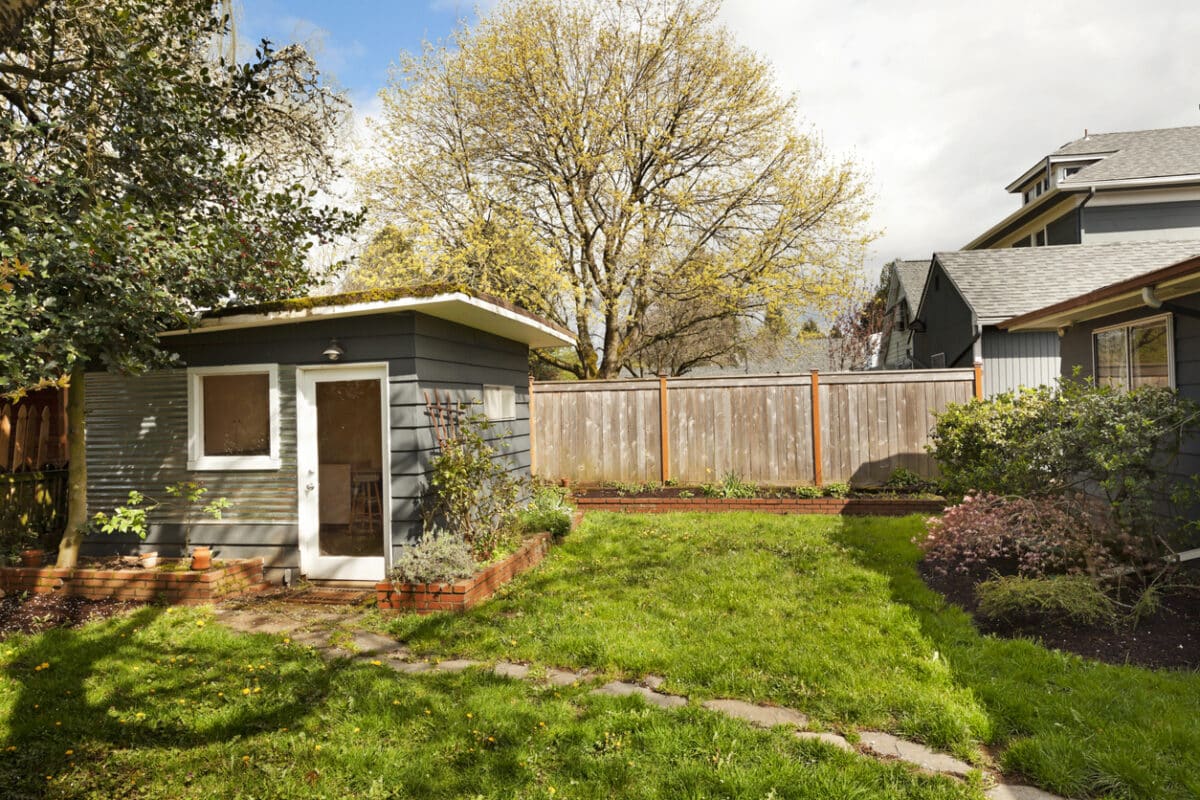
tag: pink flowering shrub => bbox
[918,493,1137,578]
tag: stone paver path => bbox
[213,606,1063,800]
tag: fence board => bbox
[531,369,974,486]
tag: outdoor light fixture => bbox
[322,339,345,362]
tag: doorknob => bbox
[305,482,315,492]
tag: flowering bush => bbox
[918,493,1140,578]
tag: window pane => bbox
[1094,329,1128,389]
[202,373,270,456]
[1130,321,1170,388]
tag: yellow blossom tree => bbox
[357,0,874,378]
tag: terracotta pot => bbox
[190,546,212,571]
[19,549,44,568]
[138,552,159,569]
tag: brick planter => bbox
[571,495,946,516]
[0,558,265,605]
[377,532,552,614]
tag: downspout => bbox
[1076,186,1096,243]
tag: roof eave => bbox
[963,189,1080,250]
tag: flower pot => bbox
[190,546,212,571]
[19,549,44,568]
[138,551,159,569]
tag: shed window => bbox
[1093,315,1173,390]
[188,365,281,470]
[483,384,516,421]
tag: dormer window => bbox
[1061,166,1082,181]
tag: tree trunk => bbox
[55,366,87,568]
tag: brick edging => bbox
[376,532,553,614]
[0,558,265,605]
[570,496,946,516]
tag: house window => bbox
[483,384,516,421]
[1093,315,1173,390]
[188,365,281,470]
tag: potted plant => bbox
[92,481,231,569]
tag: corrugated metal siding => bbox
[981,330,1060,397]
[86,368,299,523]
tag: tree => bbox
[827,278,889,370]
[0,0,361,566]
[358,0,873,378]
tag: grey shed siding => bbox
[980,329,1061,397]
[1081,200,1200,244]
[913,262,976,369]
[84,309,534,576]
[1058,293,1200,484]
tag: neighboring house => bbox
[879,258,932,368]
[966,125,1200,250]
[82,289,574,584]
[1000,252,1200,488]
[911,240,1200,397]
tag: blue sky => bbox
[237,0,1200,275]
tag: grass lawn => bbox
[384,513,1200,800]
[0,607,977,800]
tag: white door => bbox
[297,364,391,581]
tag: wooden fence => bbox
[530,367,981,486]
[0,389,70,542]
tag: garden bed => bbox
[921,560,1200,670]
[572,491,944,516]
[0,557,265,605]
[376,533,552,614]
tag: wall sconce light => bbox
[322,339,345,362]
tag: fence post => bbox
[973,362,984,401]
[528,377,537,476]
[810,370,823,487]
[658,374,670,483]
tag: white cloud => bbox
[718,0,1200,277]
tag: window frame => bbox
[187,364,281,471]
[482,384,517,421]
[1091,313,1175,391]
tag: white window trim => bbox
[187,364,281,471]
[1091,313,1175,390]
[482,384,517,421]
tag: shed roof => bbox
[923,240,1200,325]
[162,286,576,349]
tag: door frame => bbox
[296,362,392,581]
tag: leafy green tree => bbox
[359,0,873,378]
[0,0,361,566]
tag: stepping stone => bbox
[493,662,530,680]
[346,631,402,655]
[858,730,974,778]
[702,698,808,729]
[593,681,687,709]
[434,659,478,672]
[546,668,588,687]
[794,731,853,752]
[390,661,433,674]
[288,630,331,649]
[986,785,1065,800]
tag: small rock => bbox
[794,731,853,752]
[701,698,808,729]
[546,668,587,687]
[642,675,666,690]
[858,730,974,778]
[593,681,687,709]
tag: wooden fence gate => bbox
[530,368,980,486]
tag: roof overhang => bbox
[1003,153,1109,194]
[1001,254,1200,332]
[963,189,1083,250]
[161,292,576,349]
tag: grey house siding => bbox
[83,368,300,570]
[913,263,975,369]
[1058,293,1200,483]
[1046,209,1080,246]
[1081,200,1200,244]
[85,309,535,578]
[980,329,1060,396]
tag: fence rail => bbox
[530,367,980,486]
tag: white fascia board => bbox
[161,293,575,349]
[1059,173,1200,191]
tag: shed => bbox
[83,289,574,583]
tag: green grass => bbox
[384,513,1200,800]
[0,607,977,799]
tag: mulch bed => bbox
[0,592,142,639]
[921,562,1200,670]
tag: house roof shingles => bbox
[929,240,1200,325]
[1054,126,1200,184]
[892,259,932,304]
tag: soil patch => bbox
[0,592,141,638]
[921,561,1200,670]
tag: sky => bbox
[239,0,1200,279]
